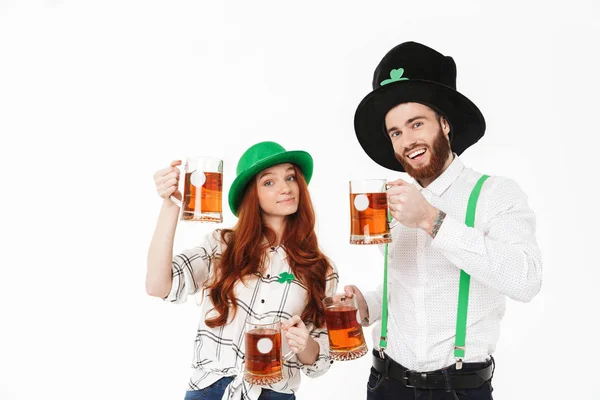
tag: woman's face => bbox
[255,163,300,218]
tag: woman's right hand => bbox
[153,160,182,201]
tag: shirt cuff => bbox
[363,290,382,327]
[301,341,332,378]
[163,265,184,303]
[431,213,486,256]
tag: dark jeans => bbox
[184,377,296,400]
[367,362,494,400]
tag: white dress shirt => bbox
[364,156,542,372]
[165,230,339,400]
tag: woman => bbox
[146,141,338,400]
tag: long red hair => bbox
[204,165,331,328]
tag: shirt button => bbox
[261,299,265,304]
[266,274,270,279]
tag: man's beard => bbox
[395,128,452,181]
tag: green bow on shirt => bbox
[277,272,295,284]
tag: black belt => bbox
[372,351,493,390]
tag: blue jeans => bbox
[184,377,296,400]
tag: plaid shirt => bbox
[165,230,339,400]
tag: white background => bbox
[1,1,598,399]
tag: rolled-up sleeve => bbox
[301,264,339,378]
[164,230,224,304]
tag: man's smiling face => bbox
[385,102,453,184]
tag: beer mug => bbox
[244,315,294,385]
[349,179,392,244]
[169,157,223,223]
[323,293,368,361]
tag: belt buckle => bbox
[402,370,415,388]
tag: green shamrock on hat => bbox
[380,68,409,86]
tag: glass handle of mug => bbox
[169,194,182,208]
[385,182,399,230]
[282,350,295,362]
[168,164,183,208]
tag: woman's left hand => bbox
[282,315,309,353]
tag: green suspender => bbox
[378,175,490,368]
[378,211,392,357]
[453,174,489,369]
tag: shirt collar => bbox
[412,154,464,197]
[261,238,288,261]
[269,244,286,258]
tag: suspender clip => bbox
[454,345,465,370]
[455,358,463,370]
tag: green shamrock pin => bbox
[380,68,409,86]
[277,272,295,284]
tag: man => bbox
[346,41,542,399]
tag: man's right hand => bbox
[344,285,369,325]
